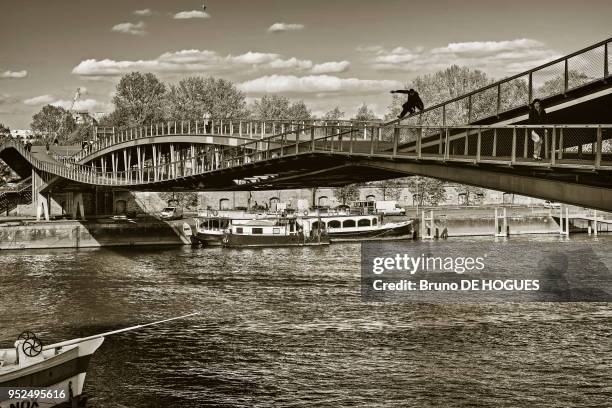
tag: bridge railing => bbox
[4,124,611,188]
[394,38,611,127]
[80,119,383,164]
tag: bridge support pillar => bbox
[559,205,570,236]
[70,192,85,220]
[31,170,49,221]
[420,210,434,240]
[494,207,508,237]
[36,194,49,221]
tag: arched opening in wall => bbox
[366,194,376,202]
[328,220,341,228]
[343,219,356,228]
[358,218,371,227]
[502,192,514,205]
[458,193,467,206]
[269,197,280,211]
[115,199,127,214]
[219,198,231,210]
[318,196,328,207]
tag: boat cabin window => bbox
[372,218,378,226]
[358,218,371,227]
[252,228,263,234]
[328,220,341,228]
[343,219,356,228]
[312,221,323,229]
[236,227,243,234]
[273,228,281,234]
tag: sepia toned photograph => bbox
[1,1,611,407]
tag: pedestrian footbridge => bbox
[0,37,611,218]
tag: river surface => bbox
[1,236,611,407]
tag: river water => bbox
[1,236,611,407]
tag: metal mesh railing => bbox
[392,38,611,127]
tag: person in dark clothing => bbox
[528,98,547,160]
[391,88,425,119]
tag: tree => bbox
[159,192,198,209]
[537,70,592,98]
[323,107,345,121]
[376,179,403,201]
[405,176,446,207]
[251,95,312,120]
[0,123,10,138]
[353,103,378,121]
[111,72,166,127]
[166,76,248,120]
[385,65,528,125]
[458,185,486,206]
[334,184,361,205]
[251,95,291,119]
[0,123,10,186]
[287,100,312,120]
[30,105,76,142]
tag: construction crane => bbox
[52,88,81,146]
[70,87,81,112]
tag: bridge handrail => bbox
[388,37,611,126]
[2,123,611,188]
[79,118,382,164]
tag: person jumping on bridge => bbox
[529,98,548,161]
[390,88,424,119]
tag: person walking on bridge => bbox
[528,98,547,160]
[391,88,424,119]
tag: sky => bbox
[1,0,610,128]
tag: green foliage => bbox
[251,95,312,120]
[353,103,378,121]
[458,185,486,205]
[112,72,167,127]
[30,105,76,142]
[166,76,248,120]
[0,123,10,137]
[159,192,198,209]
[287,100,312,120]
[386,65,529,125]
[376,179,402,201]
[405,176,446,206]
[322,107,345,121]
[537,70,592,97]
[333,184,361,205]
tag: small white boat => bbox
[306,214,413,241]
[0,313,197,408]
[223,217,330,248]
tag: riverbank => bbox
[0,218,194,250]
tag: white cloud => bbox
[174,10,210,19]
[111,21,147,36]
[1,70,28,79]
[134,8,154,16]
[358,39,561,78]
[23,95,55,106]
[311,61,350,74]
[72,50,342,77]
[51,98,111,112]
[22,94,110,112]
[268,23,304,33]
[238,75,401,94]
